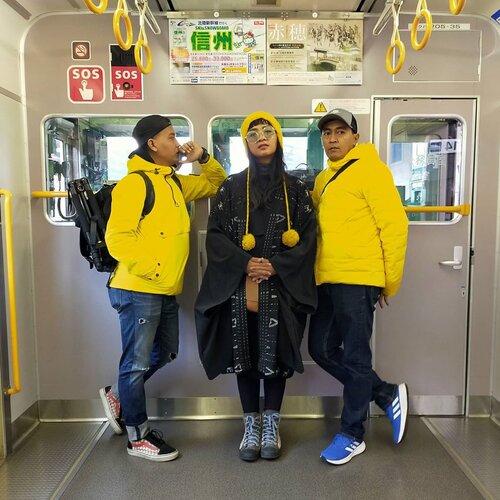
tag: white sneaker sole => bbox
[127,448,179,462]
[99,388,123,435]
[395,383,408,444]
[323,441,366,465]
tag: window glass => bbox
[389,117,464,222]
[44,116,191,223]
[210,116,327,189]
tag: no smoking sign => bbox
[72,41,91,61]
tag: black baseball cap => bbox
[317,108,358,133]
[129,115,172,158]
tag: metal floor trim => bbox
[51,423,108,500]
[0,422,106,500]
[423,417,496,500]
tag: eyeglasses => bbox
[245,126,276,144]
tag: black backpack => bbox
[68,171,155,272]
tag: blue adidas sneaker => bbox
[320,434,366,465]
[386,383,408,444]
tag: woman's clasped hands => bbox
[246,257,276,284]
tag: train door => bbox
[372,97,477,416]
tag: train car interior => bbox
[0,0,499,498]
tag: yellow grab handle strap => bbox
[386,38,405,75]
[135,39,152,74]
[83,0,108,14]
[411,8,433,51]
[449,0,466,15]
[113,8,133,50]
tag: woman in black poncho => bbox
[195,111,317,461]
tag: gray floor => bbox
[1,417,498,499]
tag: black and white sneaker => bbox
[127,430,179,462]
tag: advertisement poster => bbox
[169,18,266,84]
[110,45,143,101]
[267,19,363,85]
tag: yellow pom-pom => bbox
[282,229,300,247]
[242,233,256,251]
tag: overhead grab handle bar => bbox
[0,190,21,395]
[83,0,108,14]
[385,0,406,75]
[404,204,471,215]
[411,0,433,51]
[449,0,466,15]
[373,0,403,36]
[113,0,133,50]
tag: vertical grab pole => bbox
[0,190,21,395]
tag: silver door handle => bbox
[439,246,463,270]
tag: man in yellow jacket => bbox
[99,115,226,462]
[309,108,409,465]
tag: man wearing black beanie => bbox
[99,115,226,462]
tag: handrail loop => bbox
[134,0,153,74]
[449,0,466,15]
[0,190,21,395]
[83,0,108,14]
[404,203,470,216]
[385,0,406,75]
[411,0,433,51]
[113,0,133,50]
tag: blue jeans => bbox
[308,284,396,440]
[108,288,179,440]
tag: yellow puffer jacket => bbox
[106,154,226,295]
[312,143,408,296]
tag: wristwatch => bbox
[199,147,210,164]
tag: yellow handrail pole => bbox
[0,190,21,395]
[113,0,133,50]
[134,0,153,74]
[385,0,405,75]
[411,0,433,51]
[404,204,471,216]
[31,191,68,198]
[83,0,108,14]
[449,0,466,15]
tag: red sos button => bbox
[111,66,143,101]
[67,65,105,103]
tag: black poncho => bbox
[195,170,317,380]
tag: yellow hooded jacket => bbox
[312,143,408,296]
[106,154,226,295]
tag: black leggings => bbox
[237,373,286,413]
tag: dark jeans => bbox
[308,284,396,440]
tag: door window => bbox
[43,116,191,223]
[389,116,464,222]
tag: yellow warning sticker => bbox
[314,101,327,113]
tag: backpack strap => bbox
[130,170,155,217]
[320,158,359,197]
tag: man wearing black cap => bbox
[99,115,226,462]
[308,108,409,465]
